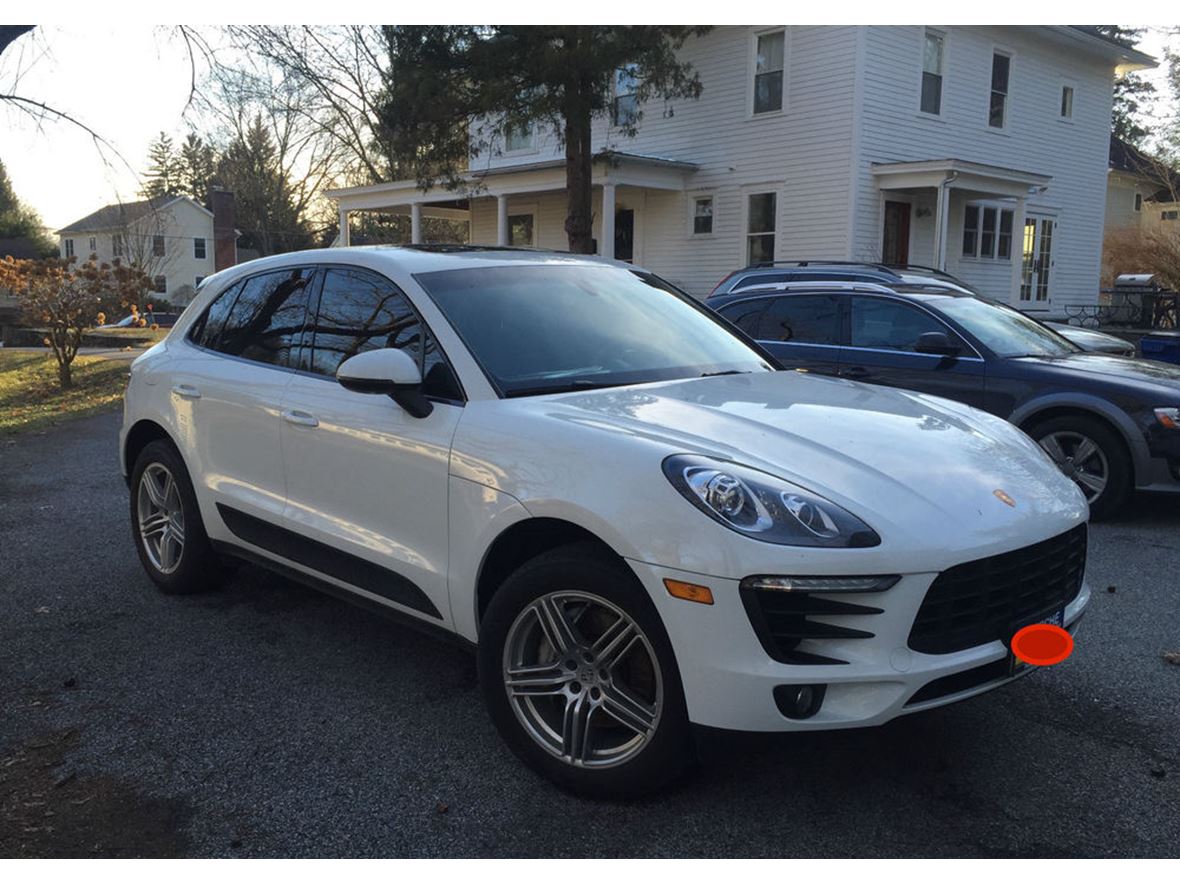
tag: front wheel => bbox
[1028,415,1132,520]
[478,543,692,798]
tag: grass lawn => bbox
[0,351,128,436]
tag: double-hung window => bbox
[113,234,123,258]
[88,236,96,254]
[921,30,944,115]
[194,237,207,259]
[746,192,777,264]
[988,52,1010,128]
[63,239,74,258]
[753,31,785,115]
[692,196,714,235]
[1060,85,1074,119]
[612,65,639,127]
[152,235,166,257]
[963,203,1014,259]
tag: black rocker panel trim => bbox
[215,504,442,619]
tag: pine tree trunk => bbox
[563,101,595,255]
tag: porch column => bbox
[1009,195,1026,304]
[496,195,509,246]
[599,183,616,258]
[410,203,422,244]
[338,207,350,247]
[933,181,952,270]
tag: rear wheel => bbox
[478,543,692,798]
[1028,414,1132,520]
[129,439,226,594]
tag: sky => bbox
[1,22,1179,233]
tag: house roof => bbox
[1109,135,1180,201]
[56,195,212,234]
[1058,27,1157,71]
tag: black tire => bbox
[1027,414,1133,520]
[129,439,226,594]
[478,542,693,798]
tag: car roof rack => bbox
[728,280,902,296]
[397,243,547,253]
[745,260,905,275]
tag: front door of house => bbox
[882,201,911,265]
[615,209,635,263]
[1019,214,1056,305]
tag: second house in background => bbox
[56,191,240,306]
[329,26,1154,317]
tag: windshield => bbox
[415,263,773,397]
[934,297,1079,358]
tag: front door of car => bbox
[838,295,987,408]
[731,293,843,374]
[174,267,314,528]
[277,266,465,626]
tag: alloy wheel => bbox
[502,590,663,769]
[1038,430,1109,504]
[136,463,186,574]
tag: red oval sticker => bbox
[1011,623,1074,667]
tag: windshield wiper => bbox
[505,379,625,398]
[699,369,751,378]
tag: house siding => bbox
[852,26,1115,307]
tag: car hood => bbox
[478,371,1086,552]
[1048,325,1133,353]
[1012,352,1180,393]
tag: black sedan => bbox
[710,281,1180,518]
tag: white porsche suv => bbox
[121,246,1090,797]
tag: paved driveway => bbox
[1,410,1177,857]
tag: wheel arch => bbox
[1013,397,1144,482]
[122,419,177,483]
[474,517,627,629]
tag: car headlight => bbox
[661,454,880,548]
[1154,407,1180,430]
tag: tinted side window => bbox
[850,297,947,352]
[215,268,314,366]
[718,298,770,336]
[190,280,244,349]
[755,295,840,344]
[310,268,461,400]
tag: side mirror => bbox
[336,349,433,418]
[915,331,961,357]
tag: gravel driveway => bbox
[1,410,1177,857]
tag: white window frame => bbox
[688,193,716,237]
[1058,80,1075,122]
[611,64,640,128]
[919,28,946,118]
[962,200,1015,261]
[743,186,780,265]
[503,120,537,155]
[112,234,123,258]
[194,237,207,259]
[987,49,1013,131]
[88,236,96,253]
[63,238,74,258]
[507,205,538,247]
[749,28,787,118]
[152,274,167,294]
[152,235,166,257]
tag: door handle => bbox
[282,409,319,428]
[171,384,201,399]
[839,366,869,379]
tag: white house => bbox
[57,194,238,306]
[327,26,1154,315]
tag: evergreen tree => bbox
[177,133,218,206]
[141,132,181,199]
[0,157,57,256]
[376,26,709,253]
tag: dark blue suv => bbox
[709,280,1180,519]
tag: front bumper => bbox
[627,559,1089,733]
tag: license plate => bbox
[1006,607,1065,676]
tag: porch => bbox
[325,151,698,261]
[872,159,1056,310]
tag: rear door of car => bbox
[172,266,315,530]
[747,293,843,374]
[838,294,987,407]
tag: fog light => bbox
[773,683,826,720]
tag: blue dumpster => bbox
[1140,331,1180,365]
